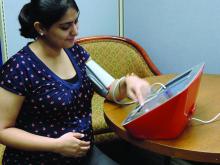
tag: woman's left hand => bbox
[125,74,151,105]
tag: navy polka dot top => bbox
[0,43,94,164]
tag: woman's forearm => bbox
[0,127,58,153]
[107,78,127,101]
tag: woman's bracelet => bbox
[112,76,136,105]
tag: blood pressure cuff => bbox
[85,60,115,97]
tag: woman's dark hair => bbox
[18,0,79,39]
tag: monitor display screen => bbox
[123,70,194,124]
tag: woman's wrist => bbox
[110,73,140,105]
[51,138,62,154]
[118,77,126,96]
[110,77,125,103]
[117,73,136,98]
[36,136,59,153]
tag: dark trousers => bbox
[83,145,119,165]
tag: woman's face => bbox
[43,7,79,49]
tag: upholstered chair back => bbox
[77,36,160,79]
[0,144,5,164]
[76,36,161,143]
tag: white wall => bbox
[4,0,30,57]
[125,0,220,74]
[76,0,118,37]
[3,0,118,57]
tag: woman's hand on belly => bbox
[53,132,90,157]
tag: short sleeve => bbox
[0,55,29,96]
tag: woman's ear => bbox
[34,21,46,36]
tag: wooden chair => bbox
[76,35,161,144]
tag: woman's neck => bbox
[30,38,63,58]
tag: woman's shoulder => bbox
[69,43,88,54]
[1,46,33,73]
[6,46,31,63]
[0,46,32,96]
[67,43,90,63]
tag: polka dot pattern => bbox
[0,44,94,164]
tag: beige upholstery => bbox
[76,36,161,143]
[0,144,5,164]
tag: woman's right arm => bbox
[0,87,59,152]
[0,87,90,157]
